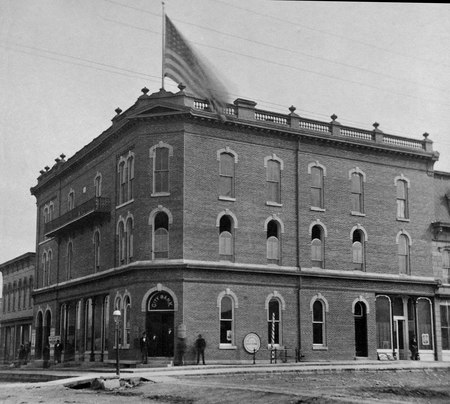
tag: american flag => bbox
[164,15,229,114]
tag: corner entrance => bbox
[146,291,175,357]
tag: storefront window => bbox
[376,296,391,349]
[417,298,433,350]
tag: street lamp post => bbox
[113,309,121,377]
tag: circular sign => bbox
[243,332,261,353]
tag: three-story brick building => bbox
[30,86,442,364]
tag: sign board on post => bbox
[243,333,261,354]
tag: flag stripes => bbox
[164,15,228,113]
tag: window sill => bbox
[351,211,366,217]
[151,192,170,197]
[310,207,325,212]
[219,196,236,202]
[396,217,410,222]
[116,199,134,209]
[312,345,328,351]
[219,344,237,350]
[266,201,283,207]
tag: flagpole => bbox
[161,1,166,90]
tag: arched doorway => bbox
[354,301,368,357]
[146,291,174,357]
[36,311,43,359]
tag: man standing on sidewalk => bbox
[195,334,206,365]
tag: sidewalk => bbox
[2,359,450,387]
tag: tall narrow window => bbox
[220,296,233,345]
[118,221,125,264]
[48,202,54,222]
[68,190,75,210]
[351,172,363,213]
[123,295,131,348]
[266,159,281,204]
[118,161,126,205]
[312,300,325,346]
[398,234,410,274]
[440,304,450,351]
[352,229,365,270]
[417,298,433,351]
[267,299,280,345]
[67,241,73,279]
[311,225,324,268]
[396,179,408,219]
[155,147,169,194]
[311,166,324,209]
[126,218,133,262]
[443,249,450,283]
[154,212,169,259]
[219,152,235,198]
[127,155,134,201]
[43,206,49,224]
[267,220,280,264]
[219,215,234,260]
[94,230,101,271]
[42,252,47,287]
[94,173,102,197]
[85,298,93,353]
[376,296,392,349]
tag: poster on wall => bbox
[422,333,430,346]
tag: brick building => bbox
[0,252,35,363]
[30,86,443,364]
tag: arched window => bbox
[266,159,281,204]
[43,205,49,224]
[48,202,54,222]
[219,152,235,199]
[118,221,125,264]
[68,190,75,210]
[311,225,324,268]
[67,241,73,279]
[93,230,101,271]
[312,300,325,346]
[396,179,409,219]
[352,229,365,270]
[154,212,169,259]
[398,233,410,274]
[42,252,47,287]
[126,217,134,262]
[267,298,281,346]
[351,172,364,213]
[94,173,102,197]
[123,295,131,348]
[127,154,134,201]
[220,295,233,345]
[219,215,234,260]
[118,161,126,205]
[267,220,280,264]
[310,166,324,209]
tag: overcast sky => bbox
[1,1,450,264]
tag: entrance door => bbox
[393,317,407,359]
[146,291,175,357]
[354,302,368,357]
[146,311,174,357]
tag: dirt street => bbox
[1,368,450,403]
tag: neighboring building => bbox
[30,86,443,364]
[0,252,35,363]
